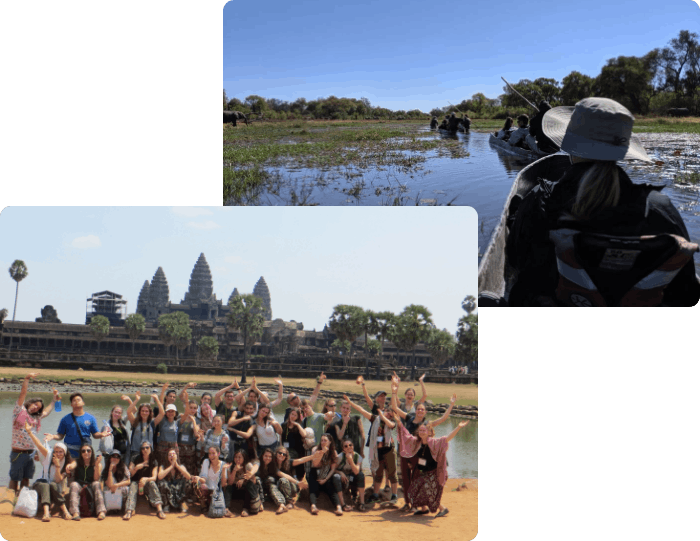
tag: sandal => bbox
[310,506,319,516]
[62,511,72,520]
[276,505,287,515]
[123,511,132,521]
[72,513,81,521]
[286,503,294,510]
[42,514,51,522]
[97,512,106,521]
[224,510,233,518]
[436,508,449,518]
[400,503,412,512]
[343,504,353,512]
[157,510,166,520]
[241,509,249,517]
[413,508,429,515]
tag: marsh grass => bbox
[223,119,469,204]
[675,170,700,186]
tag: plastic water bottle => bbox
[55,400,62,412]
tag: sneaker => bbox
[388,494,398,505]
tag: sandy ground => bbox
[0,479,476,541]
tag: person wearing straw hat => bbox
[507,97,700,306]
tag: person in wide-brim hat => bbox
[505,96,700,307]
[541,97,652,162]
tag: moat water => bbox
[243,130,700,274]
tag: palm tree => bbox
[227,294,265,384]
[88,315,110,352]
[124,313,146,355]
[8,260,28,353]
[363,310,380,378]
[395,305,434,380]
[328,304,366,367]
[373,311,396,363]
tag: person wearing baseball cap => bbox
[507,97,700,306]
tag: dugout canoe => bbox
[488,133,551,160]
[477,154,571,300]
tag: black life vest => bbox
[548,228,699,306]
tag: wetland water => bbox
[248,128,700,274]
[0,392,478,485]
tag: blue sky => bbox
[0,207,477,332]
[224,0,698,112]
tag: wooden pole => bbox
[501,77,539,112]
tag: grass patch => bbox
[223,166,270,205]
[675,170,700,185]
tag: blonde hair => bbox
[567,160,620,221]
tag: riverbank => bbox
[0,479,477,541]
[0,367,478,411]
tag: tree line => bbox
[225,30,697,120]
[223,92,427,121]
[432,30,698,118]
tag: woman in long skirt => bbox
[395,407,469,517]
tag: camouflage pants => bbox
[68,481,106,516]
[277,477,299,504]
[259,475,285,506]
[125,480,162,512]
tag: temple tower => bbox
[146,267,170,321]
[252,276,272,320]
[136,280,150,317]
[182,253,214,303]
[228,288,239,304]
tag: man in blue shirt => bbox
[45,392,110,458]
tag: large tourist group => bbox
[9,371,469,521]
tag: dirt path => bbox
[0,479,477,541]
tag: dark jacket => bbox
[528,102,558,152]
[507,162,700,306]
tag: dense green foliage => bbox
[89,315,110,350]
[197,335,220,361]
[158,311,192,360]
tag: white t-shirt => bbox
[254,421,279,446]
[199,459,223,490]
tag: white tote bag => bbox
[13,487,38,517]
[103,489,123,511]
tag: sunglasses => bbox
[81,449,93,454]
[276,451,288,456]
[343,444,353,448]
[111,455,120,459]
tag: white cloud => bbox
[171,207,213,218]
[71,235,101,248]
[187,220,220,230]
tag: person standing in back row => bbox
[46,392,111,459]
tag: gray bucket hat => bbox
[542,97,651,163]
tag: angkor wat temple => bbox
[0,252,444,373]
[136,253,273,323]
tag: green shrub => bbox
[156,363,168,374]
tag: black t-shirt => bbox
[230,413,252,443]
[130,456,157,483]
[215,403,237,424]
[416,443,438,472]
[109,422,129,454]
[404,413,427,436]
